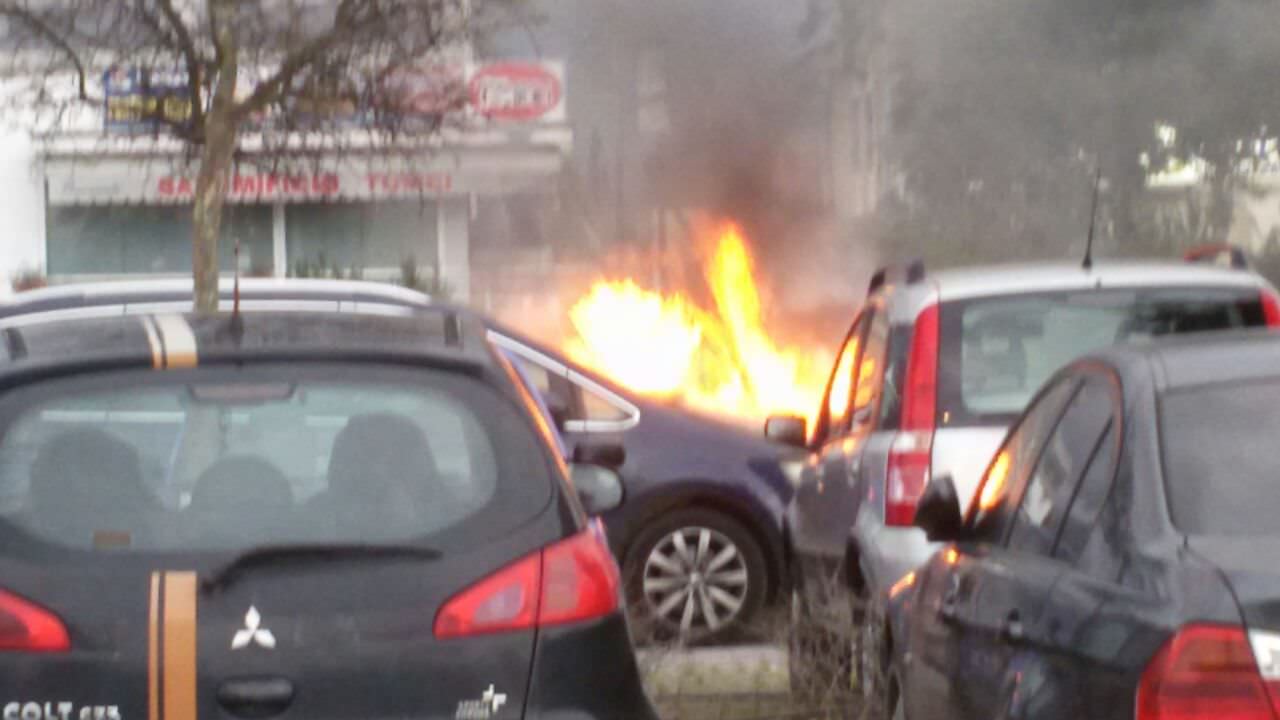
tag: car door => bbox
[790,310,869,563]
[839,303,892,528]
[905,375,1078,720]
[1015,372,1160,720]
[949,371,1121,719]
[816,304,890,559]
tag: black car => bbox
[878,329,1280,720]
[0,279,793,642]
[0,307,656,719]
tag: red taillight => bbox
[1137,624,1277,720]
[434,525,621,639]
[886,431,931,526]
[902,303,939,432]
[1261,291,1280,328]
[538,525,622,625]
[886,303,939,527]
[0,590,69,652]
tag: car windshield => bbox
[0,365,551,552]
[1162,379,1280,536]
[938,287,1266,425]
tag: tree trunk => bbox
[190,45,241,313]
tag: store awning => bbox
[43,148,565,205]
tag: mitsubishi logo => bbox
[481,686,507,714]
[454,685,507,719]
[231,606,276,650]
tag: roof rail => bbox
[867,259,927,297]
[1184,243,1250,270]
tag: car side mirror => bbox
[914,474,966,542]
[570,463,624,515]
[764,414,807,448]
[573,442,626,470]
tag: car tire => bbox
[788,584,853,701]
[622,508,768,645]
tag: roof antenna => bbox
[1083,166,1102,272]
[229,237,244,342]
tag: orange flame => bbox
[564,223,831,425]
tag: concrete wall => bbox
[437,197,471,302]
[0,133,46,289]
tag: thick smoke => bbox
[876,0,1280,266]
[578,0,872,341]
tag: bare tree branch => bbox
[0,0,523,309]
[233,1,396,119]
[154,0,208,136]
[0,3,95,103]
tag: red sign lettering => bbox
[469,63,562,121]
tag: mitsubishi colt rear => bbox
[0,310,656,720]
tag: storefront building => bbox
[0,60,572,302]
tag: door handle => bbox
[217,677,295,718]
[1002,610,1025,644]
[939,599,959,622]
[939,585,960,623]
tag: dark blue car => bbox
[0,278,794,642]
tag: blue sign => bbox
[103,67,195,135]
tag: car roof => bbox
[880,259,1272,324]
[1102,329,1280,393]
[930,260,1266,300]
[0,309,494,379]
[0,278,433,322]
[0,278,633,398]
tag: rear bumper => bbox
[524,614,659,720]
[852,520,938,598]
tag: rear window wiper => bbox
[201,543,443,593]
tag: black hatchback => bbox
[0,309,656,720]
[879,329,1280,720]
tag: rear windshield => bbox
[0,364,553,553]
[938,286,1266,427]
[1162,380,1280,536]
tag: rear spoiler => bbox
[1184,243,1250,270]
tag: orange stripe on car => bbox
[148,572,161,720]
[153,315,197,369]
[162,572,198,720]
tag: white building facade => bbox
[0,60,572,302]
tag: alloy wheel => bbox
[641,525,750,635]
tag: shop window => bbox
[47,205,273,276]
[285,201,437,273]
